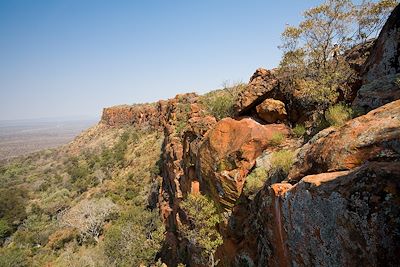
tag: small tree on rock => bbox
[180,194,223,266]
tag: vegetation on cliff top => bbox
[279,0,397,109]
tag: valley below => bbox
[0,119,96,161]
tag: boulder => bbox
[234,68,283,115]
[353,4,400,111]
[235,161,400,267]
[198,118,290,209]
[256,98,287,123]
[287,99,400,182]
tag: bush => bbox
[0,219,12,242]
[0,247,30,267]
[180,194,223,266]
[104,206,164,266]
[325,103,353,126]
[60,198,118,243]
[201,82,245,120]
[270,132,285,146]
[243,167,268,196]
[271,150,295,176]
[0,187,27,229]
[292,124,306,138]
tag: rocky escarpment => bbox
[234,40,375,127]
[353,4,400,111]
[228,101,400,267]
[198,118,289,209]
[233,161,400,267]
[96,5,400,267]
[101,104,160,127]
[287,100,400,182]
[223,6,400,266]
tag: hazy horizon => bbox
[0,0,324,121]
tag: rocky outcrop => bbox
[287,99,400,182]
[198,118,290,209]
[362,5,400,83]
[255,98,287,123]
[234,68,283,116]
[353,4,400,111]
[233,161,400,267]
[353,73,400,112]
[101,104,160,128]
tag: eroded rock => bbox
[288,99,400,182]
[353,5,400,111]
[198,118,290,209]
[234,68,283,115]
[256,98,287,123]
[231,161,400,267]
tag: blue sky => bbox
[0,0,323,120]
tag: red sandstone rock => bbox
[287,99,400,182]
[229,161,400,267]
[101,104,160,128]
[198,118,290,209]
[234,68,283,115]
[256,98,287,123]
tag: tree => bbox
[0,187,27,238]
[279,0,397,108]
[104,206,164,266]
[180,194,223,266]
[59,198,117,243]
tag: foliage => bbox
[0,247,30,267]
[180,194,223,266]
[201,82,245,120]
[243,167,268,196]
[325,103,353,126]
[60,198,118,243]
[0,125,165,266]
[279,0,397,108]
[175,101,191,135]
[0,219,12,242]
[104,206,164,267]
[0,187,27,231]
[271,150,295,176]
[270,132,285,146]
[292,124,306,137]
[13,214,55,247]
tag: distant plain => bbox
[0,119,96,160]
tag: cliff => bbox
[92,5,400,267]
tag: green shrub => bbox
[180,194,223,266]
[0,247,30,267]
[0,219,12,241]
[0,187,27,228]
[270,132,285,146]
[271,150,295,176]
[325,104,353,127]
[292,124,306,137]
[243,167,268,196]
[200,82,245,120]
[104,206,164,266]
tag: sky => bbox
[0,0,324,121]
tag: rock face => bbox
[101,104,160,127]
[362,5,400,83]
[234,68,283,115]
[198,118,289,209]
[95,7,399,266]
[287,99,400,182]
[353,4,400,111]
[234,161,400,267]
[255,98,287,123]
